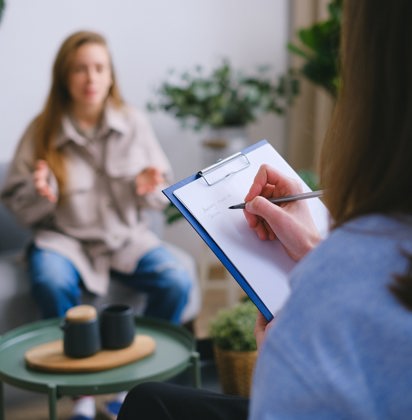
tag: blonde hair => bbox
[34,30,124,194]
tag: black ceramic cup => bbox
[100,304,135,350]
[61,305,101,358]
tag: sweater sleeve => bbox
[250,328,343,420]
[1,121,57,227]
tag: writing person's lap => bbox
[118,382,249,420]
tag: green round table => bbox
[0,317,200,420]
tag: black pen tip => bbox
[228,203,245,209]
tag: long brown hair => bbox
[33,30,124,194]
[320,1,412,308]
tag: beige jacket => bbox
[1,104,172,295]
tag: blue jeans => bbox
[27,244,192,324]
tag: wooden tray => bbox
[25,335,155,373]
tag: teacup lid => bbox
[65,305,97,323]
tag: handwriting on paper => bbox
[202,193,233,220]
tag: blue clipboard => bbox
[163,140,274,321]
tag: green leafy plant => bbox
[288,0,342,97]
[148,59,299,130]
[164,202,183,225]
[298,169,319,191]
[209,300,257,351]
[0,0,5,22]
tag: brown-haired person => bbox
[118,1,412,419]
[1,30,192,420]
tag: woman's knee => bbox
[28,246,80,289]
[27,246,81,316]
[164,267,192,297]
[149,257,193,298]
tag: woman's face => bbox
[67,43,113,110]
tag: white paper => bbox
[173,142,330,316]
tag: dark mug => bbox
[100,304,135,350]
[61,305,101,358]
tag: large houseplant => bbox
[285,0,341,193]
[0,0,5,22]
[148,59,298,131]
[288,0,342,98]
[209,299,258,397]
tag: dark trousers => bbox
[118,382,249,420]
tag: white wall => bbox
[0,0,289,258]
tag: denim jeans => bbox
[27,244,192,324]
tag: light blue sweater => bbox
[250,214,412,419]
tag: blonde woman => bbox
[2,30,192,420]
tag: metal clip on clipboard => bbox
[198,152,250,186]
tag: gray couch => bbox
[0,161,201,333]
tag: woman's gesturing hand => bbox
[135,166,165,195]
[33,160,57,203]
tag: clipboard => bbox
[163,140,329,321]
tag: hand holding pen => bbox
[240,164,322,261]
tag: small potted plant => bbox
[209,299,258,397]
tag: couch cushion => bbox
[0,253,40,334]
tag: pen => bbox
[228,190,324,210]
